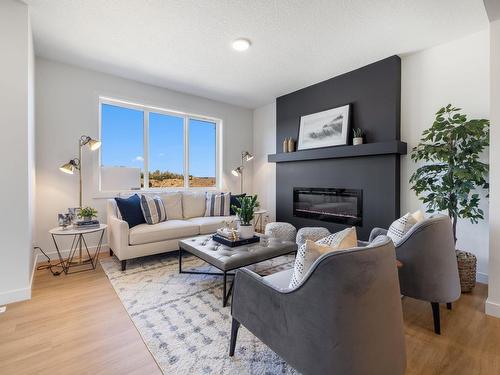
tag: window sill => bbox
[92,187,220,199]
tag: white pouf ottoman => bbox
[296,227,331,246]
[265,222,297,242]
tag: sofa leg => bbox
[121,260,127,271]
[109,249,114,257]
[229,318,240,356]
[446,302,452,310]
[431,302,441,335]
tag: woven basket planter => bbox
[456,250,476,293]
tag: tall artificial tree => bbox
[410,105,489,243]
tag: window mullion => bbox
[184,116,189,188]
[144,110,149,189]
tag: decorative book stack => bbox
[74,219,100,230]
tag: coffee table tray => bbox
[212,234,260,247]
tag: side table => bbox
[253,209,268,233]
[49,224,107,274]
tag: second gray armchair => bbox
[370,214,461,334]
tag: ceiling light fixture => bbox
[232,38,251,52]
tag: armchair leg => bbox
[431,302,441,335]
[121,260,127,271]
[446,302,452,310]
[109,249,113,257]
[229,318,240,356]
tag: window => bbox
[99,98,220,191]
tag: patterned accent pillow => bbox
[289,227,357,288]
[140,195,167,225]
[205,192,230,217]
[387,213,417,246]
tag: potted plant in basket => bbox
[78,207,98,222]
[232,195,259,239]
[410,104,489,292]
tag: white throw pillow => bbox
[289,227,358,288]
[182,192,207,219]
[205,192,230,217]
[387,213,417,246]
[160,192,183,220]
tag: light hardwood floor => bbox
[1,254,499,375]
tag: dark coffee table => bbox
[178,235,297,306]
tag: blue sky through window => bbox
[101,103,216,178]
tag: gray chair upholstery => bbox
[369,214,461,334]
[230,237,406,375]
[295,226,331,246]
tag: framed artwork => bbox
[297,104,350,150]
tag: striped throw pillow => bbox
[205,192,230,217]
[140,195,167,225]
[387,213,417,246]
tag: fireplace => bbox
[293,187,363,226]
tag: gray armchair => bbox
[230,236,406,375]
[369,214,461,334]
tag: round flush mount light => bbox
[232,38,251,51]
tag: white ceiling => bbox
[26,0,488,109]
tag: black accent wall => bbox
[275,56,402,240]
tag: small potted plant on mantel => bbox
[78,207,98,222]
[352,128,364,145]
[410,104,489,292]
[232,195,259,239]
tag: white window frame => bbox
[98,96,222,193]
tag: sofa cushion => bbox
[115,194,146,228]
[160,192,183,220]
[129,220,199,245]
[188,216,236,235]
[182,192,207,219]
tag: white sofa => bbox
[107,191,236,270]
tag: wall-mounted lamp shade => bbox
[242,151,254,162]
[231,166,243,176]
[59,159,79,174]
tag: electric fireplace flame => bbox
[293,187,363,226]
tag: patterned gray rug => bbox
[100,251,298,375]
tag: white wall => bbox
[35,58,253,254]
[401,30,490,282]
[486,19,500,317]
[0,0,35,305]
[252,30,490,281]
[252,102,276,222]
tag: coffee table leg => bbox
[223,271,227,307]
[178,249,182,273]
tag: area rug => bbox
[100,251,298,375]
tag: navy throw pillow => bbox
[115,194,146,228]
[230,193,246,215]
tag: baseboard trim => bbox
[486,299,500,318]
[35,243,110,263]
[477,272,489,284]
[0,286,31,306]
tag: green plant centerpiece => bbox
[410,104,489,243]
[78,206,98,221]
[232,195,259,239]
